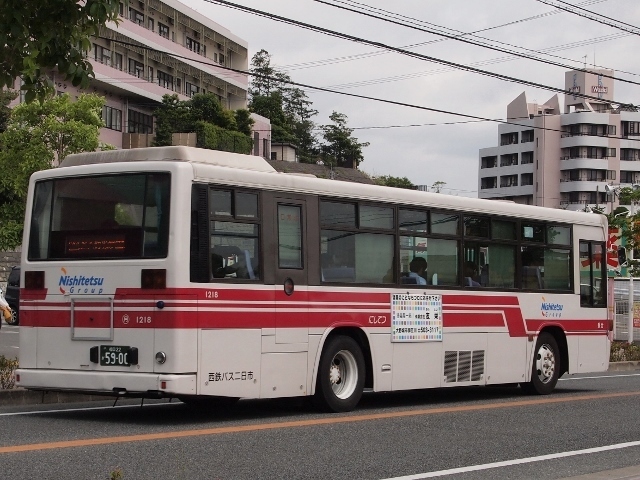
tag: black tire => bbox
[521,332,560,395]
[313,335,365,413]
[178,395,239,410]
[6,307,18,326]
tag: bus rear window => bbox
[28,173,170,260]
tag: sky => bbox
[193,0,640,197]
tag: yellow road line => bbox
[2,391,638,454]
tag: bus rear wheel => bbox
[313,335,365,413]
[521,332,560,395]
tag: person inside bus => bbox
[464,261,481,287]
[480,263,489,287]
[211,246,252,279]
[405,256,428,285]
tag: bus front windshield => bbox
[28,173,170,260]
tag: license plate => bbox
[100,345,131,366]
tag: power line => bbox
[203,0,636,108]
[535,0,640,36]
[324,33,630,90]
[278,0,613,71]
[105,38,640,143]
[550,0,640,29]
[324,0,640,79]
[312,0,640,90]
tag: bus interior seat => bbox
[400,275,418,285]
[522,266,542,289]
[480,265,489,287]
[243,250,255,280]
[321,267,356,282]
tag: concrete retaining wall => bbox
[0,249,20,287]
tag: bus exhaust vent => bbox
[444,350,485,383]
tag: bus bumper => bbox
[14,369,197,397]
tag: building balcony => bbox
[560,135,611,148]
[109,20,248,91]
[560,201,604,212]
[559,180,608,193]
[559,157,610,171]
[560,154,611,160]
[561,111,612,126]
[92,61,186,103]
[620,161,640,172]
[560,132,614,138]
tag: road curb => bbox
[1,362,638,407]
[605,360,640,371]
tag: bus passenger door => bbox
[270,196,309,345]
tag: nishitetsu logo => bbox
[541,296,563,318]
[58,267,105,294]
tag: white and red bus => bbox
[15,146,609,412]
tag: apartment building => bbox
[12,0,271,156]
[478,69,640,212]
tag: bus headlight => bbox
[155,351,167,364]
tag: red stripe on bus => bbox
[525,319,608,332]
[442,294,520,305]
[443,312,506,328]
[18,287,606,337]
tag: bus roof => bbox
[56,146,606,228]
[60,146,277,174]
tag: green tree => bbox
[153,93,254,153]
[248,49,290,98]
[0,93,109,249]
[285,87,318,163]
[617,186,640,206]
[604,188,640,275]
[431,181,447,193]
[191,94,237,131]
[153,94,194,146]
[234,109,254,137]
[319,111,369,168]
[0,0,124,102]
[374,175,416,189]
[248,50,317,162]
[0,90,18,133]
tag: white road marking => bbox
[0,402,178,417]
[380,441,640,479]
[560,373,640,381]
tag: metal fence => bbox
[613,278,640,342]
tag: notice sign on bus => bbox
[391,293,442,342]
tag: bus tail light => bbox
[609,319,614,331]
[141,269,166,289]
[25,271,44,290]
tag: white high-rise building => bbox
[478,69,640,212]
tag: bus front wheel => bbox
[521,332,560,395]
[313,335,365,413]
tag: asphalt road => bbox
[1,372,640,479]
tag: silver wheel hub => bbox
[535,343,555,384]
[329,349,358,399]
